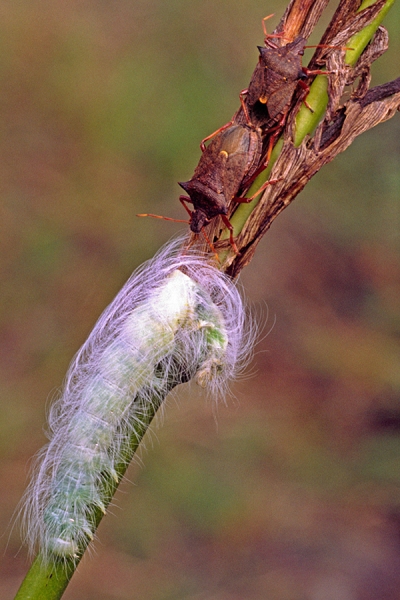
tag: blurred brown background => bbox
[0,1,399,598]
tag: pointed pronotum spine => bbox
[20,238,255,565]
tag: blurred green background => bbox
[0,1,399,598]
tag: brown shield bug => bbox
[178,123,264,253]
[245,36,309,120]
[137,122,276,254]
[239,23,334,167]
[243,14,331,124]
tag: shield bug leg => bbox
[201,227,220,259]
[262,14,286,47]
[200,120,235,152]
[236,176,283,204]
[297,67,335,112]
[259,111,287,170]
[201,86,256,152]
[220,215,239,254]
[303,67,332,77]
[297,45,351,111]
[179,195,195,218]
[239,89,255,126]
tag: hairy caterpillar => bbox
[20,237,255,565]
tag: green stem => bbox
[295,0,396,145]
[345,0,396,67]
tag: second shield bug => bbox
[245,36,309,122]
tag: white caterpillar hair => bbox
[20,236,256,565]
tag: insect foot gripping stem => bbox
[20,237,255,565]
